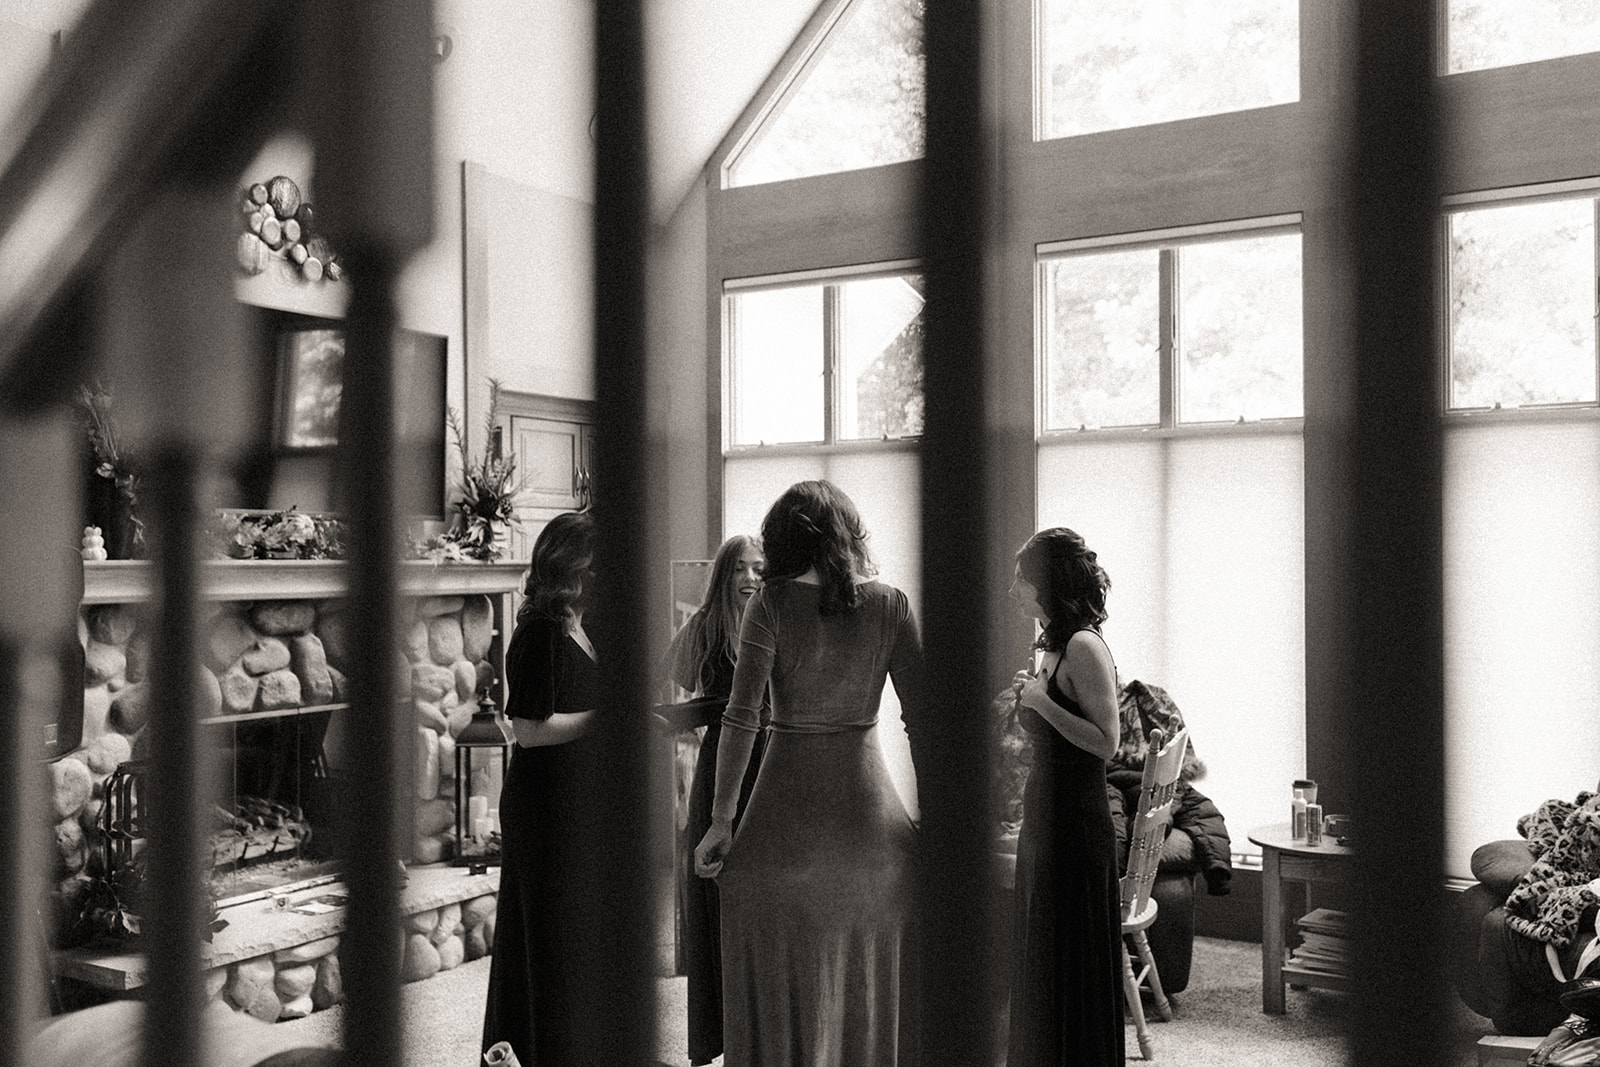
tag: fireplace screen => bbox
[100,711,342,906]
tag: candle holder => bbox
[452,688,511,868]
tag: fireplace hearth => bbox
[48,559,522,951]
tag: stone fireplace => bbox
[47,560,523,1014]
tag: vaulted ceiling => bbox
[1,0,822,224]
[437,0,821,221]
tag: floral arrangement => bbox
[410,532,476,564]
[68,852,227,947]
[441,378,522,561]
[75,383,144,558]
[212,508,346,560]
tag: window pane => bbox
[1449,200,1595,409]
[1447,0,1600,73]
[839,275,925,440]
[1043,250,1160,431]
[730,286,825,445]
[1039,0,1298,140]
[729,0,924,187]
[1179,234,1303,423]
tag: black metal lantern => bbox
[452,688,511,869]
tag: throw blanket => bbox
[1113,679,1206,783]
[1504,790,1600,947]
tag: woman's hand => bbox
[1012,666,1048,714]
[694,820,732,878]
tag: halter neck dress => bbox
[1008,629,1125,1066]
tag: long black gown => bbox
[1008,635,1125,1066]
[481,613,599,1067]
[677,652,765,1066]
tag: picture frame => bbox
[266,319,448,519]
[274,328,344,450]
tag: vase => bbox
[85,471,142,560]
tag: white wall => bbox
[650,176,712,561]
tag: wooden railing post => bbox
[0,410,80,1067]
[919,0,999,1062]
[1343,2,1449,1062]
[299,2,435,1064]
[577,1,659,1062]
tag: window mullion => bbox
[726,296,740,447]
[1438,214,1453,413]
[823,285,840,443]
[1160,247,1177,429]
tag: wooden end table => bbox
[1248,822,1354,1014]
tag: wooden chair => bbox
[1120,726,1190,1060]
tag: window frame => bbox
[1032,0,1302,143]
[723,259,925,455]
[1035,214,1305,442]
[1440,180,1600,419]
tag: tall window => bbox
[727,0,924,188]
[726,269,925,448]
[1446,0,1600,74]
[1040,225,1304,431]
[723,266,928,810]
[1446,196,1597,410]
[1035,220,1306,845]
[1440,188,1600,868]
[1037,0,1298,141]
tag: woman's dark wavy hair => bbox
[760,480,875,615]
[520,511,595,628]
[669,534,762,693]
[1016,526,1110,652]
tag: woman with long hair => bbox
[665,534,766,1066]
[694,480,930,1067]
[1006,526,1124,1066]
[481,511,598,1066]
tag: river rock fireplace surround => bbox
[48,559,524,1016]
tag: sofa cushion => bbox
[1158,825,1197,870]
[1473,839,1537,900]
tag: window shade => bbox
[1037,431,1305,854]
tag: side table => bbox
[1248,822,1354,1014]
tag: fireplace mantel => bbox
[82,559,527,605]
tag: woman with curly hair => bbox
[482,511,598,1066]
[665,534,767,1066]
[694,480,930,1067]
[1006,526,1124,1066]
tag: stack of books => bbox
[1288,907,1350,975]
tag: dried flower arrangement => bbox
[439,378,522,561]
[66,851,227,948]
[212,508,346,560]
[75,383,144,559]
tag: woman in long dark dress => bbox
[694,479,930,1067]
[665,534,767,1066]
[1007,527,1125,1066]
[481,511,598,1066]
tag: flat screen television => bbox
[258,312,448,519]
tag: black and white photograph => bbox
[3,0,1599,1065]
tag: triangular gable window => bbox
[727,0,924,188]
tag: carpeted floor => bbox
[274,934,1504,1065]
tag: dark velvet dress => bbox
[678,651,766,1066]
[715,579,928,1067]
[1008,633,1125,1066]
[481,613,599,1067]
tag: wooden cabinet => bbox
[500,393,595,564]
